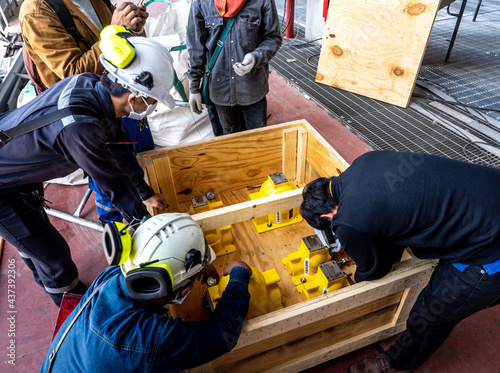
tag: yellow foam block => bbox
[249,172,302,233]
[208,266,283,319]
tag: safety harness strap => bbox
[47,272,119,373]
[44,0,93,50]
[169,45,189,102]
[206,16,236,73]
[0,106,89,143]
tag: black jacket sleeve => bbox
[55,119,150,222]
[105,120,155,200]
[335,225,403,282]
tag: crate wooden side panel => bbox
[303,121,349,179]
[212,292,403,368]
[188,260,433,372]
[316,0,440,108]
[188,260,434,373]
[216,305,399,373]
[139,121,317,205]
[261,322,408,373]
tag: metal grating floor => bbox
[271,0,500,167]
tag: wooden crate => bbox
[137,120,435,372]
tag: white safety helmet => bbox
[100,36,176,108]
[120,213,216,300]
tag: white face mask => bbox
[169,288,191,305]
[128,95,157,120]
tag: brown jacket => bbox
[19,0,113,89]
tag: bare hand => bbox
[111,2,148,33]
[142,193,168,211]
[222,260,251,276]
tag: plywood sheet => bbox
[316,0,441,108]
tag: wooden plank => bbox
[139,120,346,204]
[141,121,310,204]
[151,155,179,212]
[259,322,407,373]
[214,305,401,373]
[304,122,349,179]
[391,261,430,325]
[212,292,403,367]
[296,127,308,183]
[316,0,441,108]
[231,260,434,353]
[282,128,298,180]
[142,156,161,216]
[191,188,303,232]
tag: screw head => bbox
[206,276,218,287]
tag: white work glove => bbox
[189,92,203,115]
[233,53,255,76]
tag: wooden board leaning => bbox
[316,0,442,108]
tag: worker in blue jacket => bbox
[300,151,500,373]
[0,34,176,306]
[41,213,251,373]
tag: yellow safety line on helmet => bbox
[329,179,333,198]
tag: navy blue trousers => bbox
[0,183,87,306]
[386,261,500,369]
[214,97,267,135]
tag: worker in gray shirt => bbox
[187,0,282,135]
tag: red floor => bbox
[1,6,499,369]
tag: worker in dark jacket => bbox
[300,151,500,373]
[0,35,176,306]
[41,213,251,372]
[20,0,151,224]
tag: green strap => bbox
[169,45,189,102]
[170,45,187,52]
[206,17,236,73]
[172,73,188,102]
[144,0,171,6]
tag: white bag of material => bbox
[147,103,213,146]
[147,35,215,146]
[16,80,37,107]
[46,169,88,186]
[144,0,191,39]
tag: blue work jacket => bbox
[40,266,251,372]
[186,0,282,106]
[0,73,153,222]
